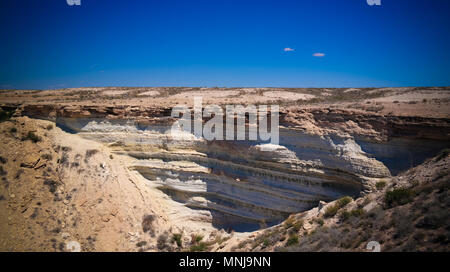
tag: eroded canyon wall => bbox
[12,104,450,231]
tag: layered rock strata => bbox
[54,117,390,231]
[8,104,450,231]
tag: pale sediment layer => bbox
[57,117,391,231]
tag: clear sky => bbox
[0,0,449,89]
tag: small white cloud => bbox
[284,48,295,52]
[313,53,325,57]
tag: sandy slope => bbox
[0,117,173,251]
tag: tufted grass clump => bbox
[191,234,203,244]
[22,131,41,143]
[141,214,156,236]
[340,208,366,221]
[0,109,14,122]
[385,188,415,208]
[286,234,299,246]
[324,196,352,218]
[157,232,169,251]
[189,242,208,252]
[172,233,182,247]
[375,181,387,190]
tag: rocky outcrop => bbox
[281,108,450,142]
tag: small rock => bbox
[363,201,378,213]
[303,222,313,230]
[318,201,327,210]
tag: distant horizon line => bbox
[1,85,449,91]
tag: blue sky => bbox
[0,0,449,89]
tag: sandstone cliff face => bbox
[49,116,390,231]
[8,104,450,232]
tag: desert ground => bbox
[0,87,449,251]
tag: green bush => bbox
[22,131,41,143]
[157,233,169,250]
[189,242,207,252]
[0,166,7,176]
[283,217,304,232]
[292,220,304,232]
[340,208,366,221]
[337,196,352,207]
[317,218,324,226]
[385,188,415,208]
[350,208,366,217]
[340,210,351,221]
[324,205,340,218]
[286,234,299,246]
[172,233,182,247]
[324,196,352,218]
[283,216,295,229]
[192,234,203,244]
[141,214,155,235]
[375,181,387,190]
[136,241,147,247]
[85,149,99,159]
[0,109,14,122]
